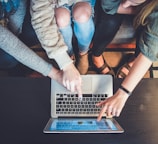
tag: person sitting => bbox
[55,0,96,74]
[91,0,138,76]
[0,0,26,69]
[96,0,158,120]
[30,0,96,75]
[0,0,82,96]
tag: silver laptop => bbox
[43,74,124,133]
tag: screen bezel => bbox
[43,118,124,133]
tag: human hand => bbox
[96,89,129,121]
[48,66,63,84]
[48,64,82,98]
[62,63,82,98]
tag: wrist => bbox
[119,85,132,97]
[48,67,59,79]
[62,62,74,71]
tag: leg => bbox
[72,1,95,74]
[73,1,95,55]
[91,7,124,74]
[8,0,27,35]
[116,25,140,78]
[0,0,27,69]
[55,7,74,57]
[19,0,39,46]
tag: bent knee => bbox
[73,2,92,23]
[55,8,71,27]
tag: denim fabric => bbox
[59,0,96,56]
[101,0,121,15]
[103,2,158,62]
[0,0,20,19]
[8,0,26,35]
[73,17,95,53]
[138,5,158,62]
[2,0,19,12]
[0,0,26,69]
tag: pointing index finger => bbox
[76,85,82,101]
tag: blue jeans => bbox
[59,0,96,56]
[0,0,26,69]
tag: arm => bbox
[97,53,152,121]
[30,0,82,96]
[0,25,80,91]
[117,3,138,14]
[101,0,139,15]
[97,12,158,120]
[0,25,52,76]
[30,0,72,70]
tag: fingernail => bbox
[78,95,82,101]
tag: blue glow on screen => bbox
[50,119,117,131]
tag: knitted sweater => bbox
[0,25,52,76]
[30,0,84,70]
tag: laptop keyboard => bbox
[56,94,108,116]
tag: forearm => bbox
[117,3,137,14]
[0,25,52,76]
[121,53,152,93]
[30,0,72,69]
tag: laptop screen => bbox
[50,118,118,131]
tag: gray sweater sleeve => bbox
[0,25,52,76]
